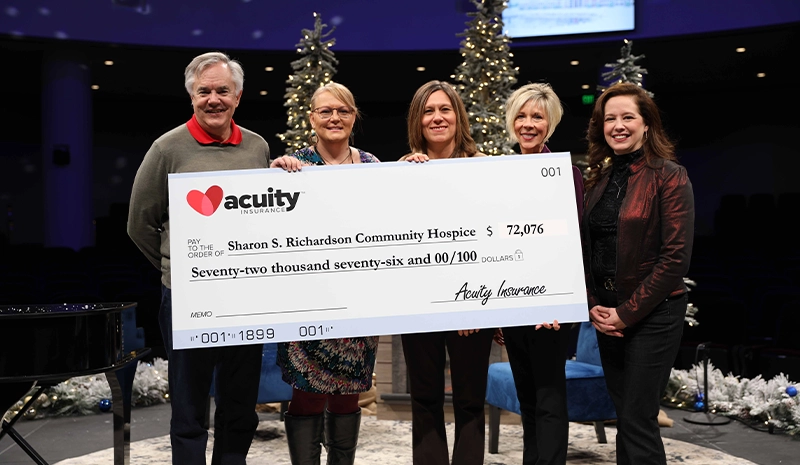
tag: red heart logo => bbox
[186,186,224,216]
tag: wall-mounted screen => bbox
[504,0,635,40]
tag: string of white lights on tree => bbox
[277,12,338,155]
[452,0,519,155]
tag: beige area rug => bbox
[55,417,756,465]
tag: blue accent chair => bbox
[207,343,293,426]
[486,322,617,453]
[255,343,293,407]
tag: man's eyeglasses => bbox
[312,107,354,120]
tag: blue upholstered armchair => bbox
[256,343,293,407]
[486,322,617,453]
[207,343,293,426]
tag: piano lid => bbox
[0,302,135,383]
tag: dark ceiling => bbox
[5,22,796,100]
[2,21,798,156]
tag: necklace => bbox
[315,146,353,165]
[612,178,627,199]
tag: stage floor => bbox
[1,401,796,464]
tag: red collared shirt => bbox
[186,114,242,145]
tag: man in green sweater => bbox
[128,51,270,464]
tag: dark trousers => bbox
[401,330,494,465]
[160,286,263,465]
[503,324,571,465]
[596,290,686,465]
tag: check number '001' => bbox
[541,166,562,177]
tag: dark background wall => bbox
[1,21,798,243]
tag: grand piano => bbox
[0,302,150,465]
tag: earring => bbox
[644,131,648,141]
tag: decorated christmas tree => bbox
[598,39,653,96]
[452,0,519,155]
[277,12,338,154]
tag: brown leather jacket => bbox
[582,156,694,327]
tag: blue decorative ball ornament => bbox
[99,399,112,412]
[787,386,798,397]
[695,392,705,402]
[693,401,705,412]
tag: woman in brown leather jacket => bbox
[582,83,694,465]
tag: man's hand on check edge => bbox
[457,329,481,336]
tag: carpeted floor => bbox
[54,416,757,464]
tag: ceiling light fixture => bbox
[104,60,114,66]
[264,66,274,72]
[581,84,590,89]
[91,84,99,90]
[260,90,268,95]
[736,47,746,53]
[757,72,766,78]
[416,66,426,72]
[570,60,579,66]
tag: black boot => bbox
[284,412,324,465]
[323,409,361,465]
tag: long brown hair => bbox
[405,80,478,158]
[585,83,676,190]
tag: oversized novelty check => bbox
[168,153,588,349]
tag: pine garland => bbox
[277,12,338,155]
[3,358,169,421]
[452,0,519,155]
[664,362,800,435]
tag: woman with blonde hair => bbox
[271,82,379,465]
[499,82,585,465]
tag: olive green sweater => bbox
[127,123,269,288]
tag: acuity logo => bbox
[186,185,301,216]
[186,186,223,216]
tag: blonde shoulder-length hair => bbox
[308,81,360,144]
[505,83,563,145]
